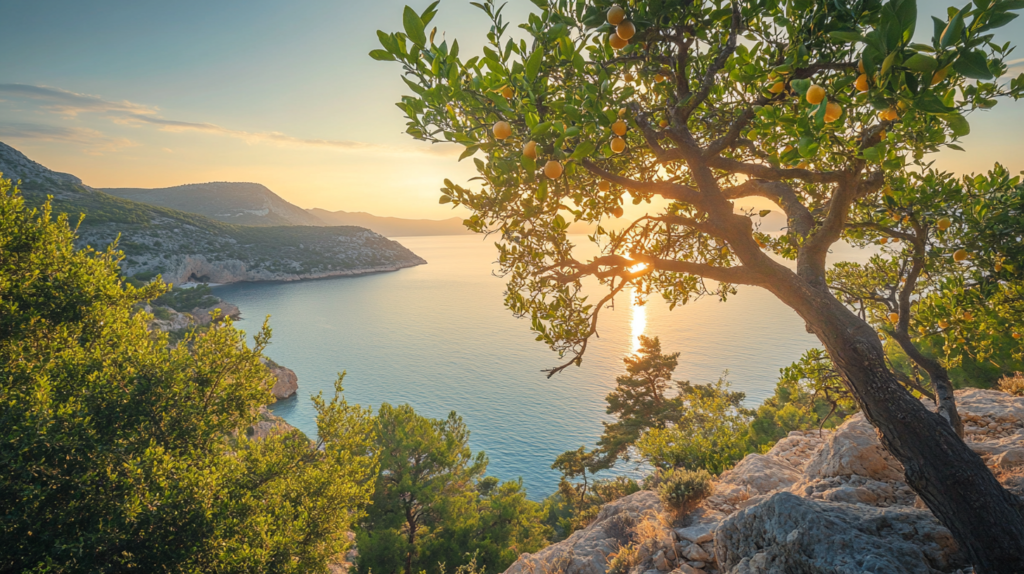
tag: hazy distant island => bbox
[0,141,425,285]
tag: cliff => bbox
[0,141,426,285]
[506,388,1024,574]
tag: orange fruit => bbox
[613,206,624,218]
[888,312,900,323]
[523,140,537,160]
[953,249,969,262]
[624,72,634,83]
[493,121,511,140]
[931,66,950,86]
[501,86,514,98]
[936,217,951,230]
[855,74,869,92]
[609,33,628,50]
[995,262,1003,272]
[598,180,610,192]
[879,108,899,121]
[654,73,665,83]
[610,136,626,153]
[938,320,949,329]
[1013,332,1021,339]
[858,59,865,74]
[805,84,825,105]
[607,5,625,25]
[769,81,785,94]
[659,119,668,128]
[891,237,900,243]
[879,237,888,244]
[544,160,563,179]
[611,119,627,136]
[824,101,842,122]
[616,20,636,40]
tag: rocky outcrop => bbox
[715,493,965,574]
[504,389,1024,574]
[268,364,299,400]
[159,252,424,286]
[245,405,298,441]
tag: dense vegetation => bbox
[0,180,379,572]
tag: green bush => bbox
[657,468,713,515]
[606,544,639,574]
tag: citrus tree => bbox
[374,0,1024,568]
[830,165,1024,437]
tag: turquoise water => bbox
[215,235,831,499]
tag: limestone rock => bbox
[714,492,966,574]
[803,414,904,482]
[710,454,801,507]
[245,406,298,440]
[191,301,241,325]
[503,491,662,574]
[991,447,1024,468]
[268,364,299,400]
[675,523,716,545]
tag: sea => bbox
[215,234,868,499]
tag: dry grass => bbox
[997,372,1024,397]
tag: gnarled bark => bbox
[892,330,964,437]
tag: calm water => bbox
[216,235,854,499]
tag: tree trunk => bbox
[404,509,417,574]
[800,297,1024,572]
[892,330,964,437]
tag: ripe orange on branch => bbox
[806,84,825,105]
[611,120,627,136]
[493,121,511,140]
[615,20,635,40]
[607,5,625,25]
[824,102,842,123]
[610,136,626,153]
[523,140,537,160]
[855,74,870,92]
[544,160,563,179]
[609,34,628,50]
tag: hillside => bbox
[104,181,325,226]
[308,208,473,237]
[0,142,425,285]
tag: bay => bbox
[215,234,859,499]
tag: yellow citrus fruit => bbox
[855,74,870,92]
[659,119,668,128]
[936,217,951,230]
[613,206,624,218]
[939,320,949,329]
[953,249,969,262]
[931,66,950,86]
[616,20,636,40]
[523,140,537,160]
[769,81,785,94]
[880,108,899,121]
[824,101,842,122]
[598,180,610,192]
[609,33,628,50]
[654,73,665,83]
[501,86,514,98]
[492,121,512,140]
[880,237,889,244]
[1013,332,1021,339]
[610,136,626,153]
[544,160,563,179]
[611,119,627,136]
[806,84,825,105]
[892,237,900,243]
[607,5,625,25]
[888,312,900,323]
[624,72,634,83]
[858,59,865,74]
[995,262,1003,272]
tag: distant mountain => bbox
[0,142,425,285]
[104,181,324,227]
[308,208,472,237]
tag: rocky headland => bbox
[505,388,1024,574]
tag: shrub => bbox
[999,372,1024,397]
[606,544,639,574]
[657,468,713,515]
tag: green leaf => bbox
[531,122,552,136]
[945,113,971,136]
[569,141,596,159]
[790,79,811,96]
[940,8,965,48]
[521,155,537,172]
[459,145,479,161]
[913,92,956,113]
[881,51,899,76]
[947,143,966,151]
[439,195,452,204]
[369,49,396,61]
[759,209,772,217]
[526,48,543,80]
[953,49,994,79]
[829,31,865,43]
[403,6,427,47]
[377,31,398,54]
[904,53,938,73]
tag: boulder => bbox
[802,414,905,482]
[268,364,299,400]
[245,406,298,440]
[710,454,801,507]
[504,491,663,574]
[991,447,1024,468]
[191,301,241,325]
[714,492,966,574]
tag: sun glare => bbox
[626,262,648,275]
[630,294,647,354]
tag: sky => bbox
[1,0,1022,220]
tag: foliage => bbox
[606,543,640,574]
[152,283,221,312]
[356,404,549,574]
[999,372,1024,397]
[637,376,752,474]
[657,468,714,515]
[543,475,641,539]
[0,180,377,573]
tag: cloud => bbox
[0,83,458,157]
[0,121,137,154]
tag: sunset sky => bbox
[2,0,1022,220]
